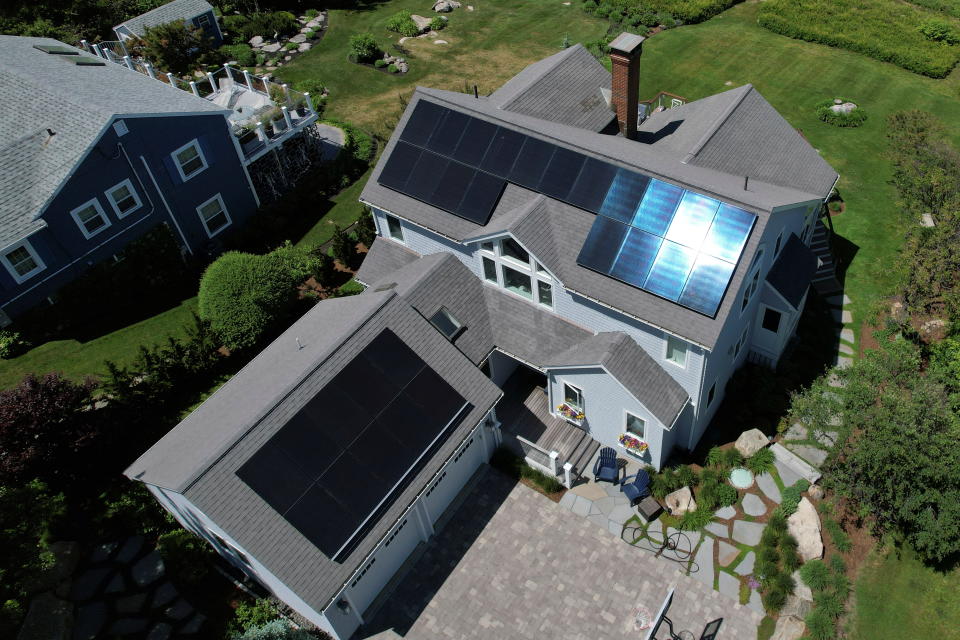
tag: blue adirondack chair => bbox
[620,469,651,506]
[593,447,619,484]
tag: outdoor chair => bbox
[620,469,651,506]
[593,447,619,484]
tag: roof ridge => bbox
[682,83,753,164]
[500,44,585,109]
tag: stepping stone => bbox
[589,502,603,516]
[115,536,145,563]
[756,473,781,503]
[787,444,828,467]
[571,495,592,517]
[594,496,618,516]
[742,493,767,517]
[921,212,935,227]
[559,492,576,510]
[774,459,802,487]
[832,308,853,324]
[784,423,807,440]
[705,521,729,538]
[147,622,173,640]
[110,617,150,634]
[180,612,206,634]
[105,573,126,593]
[572,482,608,500]
[647,519,663,540]
[735,551,755,576]
[117,592,148,614]
[604,484,623,498]
[132,551,165,588]
[690,537,715,587]
[825,293,851,307]
[838,343,854,355]
[718,540,740,566]
[732,520,766,546]
[608,519,625,537]
[714,506,736,520]
[835,356,853,369]
[73,602,108,640]
[748,589,764,615]
[608,503,635,526]
[838,328,855,342]
[165,598,194,621]
[588,513,608,529]
[69,567,111,601]
[718,572,740,599]
[771,443,822,484]
[151,582,178,607]
[89,541,118,563]
[815,430,839,447]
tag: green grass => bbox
[0,297,199,388]
[635,2,960,329]
[909,0,960,19]
[294,168,372,250]
[852,544,960,639]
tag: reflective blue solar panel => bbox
[678,254,736,316]
[631,180,683,236]
[643,241,696,301]
[598,169,650,223]
[701,203,755,262]
[577,216,629,274]
[609,228,661,288]
[665,191,721,250]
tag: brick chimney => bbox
[609,32,645,140]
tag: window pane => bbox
[762,308,782,333]
[6,247,37,275]
[626,413,645,438]
[666,335,687,366]
[480,241,494,253]
[501,266,531,298]
[78,206,105,232]
[386,215,403,241]
[537,280,552,306]
[500,238,529,265]
[201,200,222,220]
[482,257,497,282]
[177,145,198,164]
[112,185,131,201]
[430,307,462,339]
[563,384,582,408]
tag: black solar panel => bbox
[237,329,470,561]
[509,137,554,188]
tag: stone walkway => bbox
[827,292,855,370]
[359,469,762,639]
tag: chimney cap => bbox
[609,32,645,56]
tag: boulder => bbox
[808,484,825,500]
[248,35,264,47]
[788,497,823,562]
[735,428,768,457]
[665,486,696,516]
[890,300,908,323]
[771,615,806,640]
[411,14,433,32]
[17,591,73,640]
[920,318,949,343]
[290,33,307,43]
[262,43,282,53]
[397,61,409,73]
[791,569,813,602]
[433,0,462,11]
[300,26,312,33]
[307,18,322,29]
[298,43,312,52]
[830,102,857,114]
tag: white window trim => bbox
[624,410,646,439]
[536,279,553,309]
[70,198,111,240]
[561,381,583,410]
[481,235,555,308]
[499,238,532,271]
[1,239,46,284]
[105,178,143,218]
[196,193,232,238]
[385,213,405,243]
[171,139,208,182]
[734,324,750,358]
[761,306,782,334]
[665,334,687,368]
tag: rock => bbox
[115,536,145,563]
[397,62,409,73]
[262,43,281,53]
[665,486,696,515]
[808,484,825,500]
[714,505,736,520]
[398,36,411,44]
[307,18,322,29]
[467,4,474,8]
[146,623,173,640]
[283,55,292,62]
[383,54,396,63]
[771,443,822,484]
[742,493,767,517]
[690,536,715,587]
[921,212,936,227]
[920,318,949,343]
[735,551,755,576]
[705,521,728,537]
[830,101,857,114]
[781,594,812,619]
[791,569,813,601]
[718,540,739,566]
[784,423,807,441]
[298,43,312,52]
[890,300,908,323]
[756,472,782,504]
[248,35,264,47]
[788,498,823,562]
[73,602,107,640]
[290,33,307,43]
[732,520,765,546]
[787,443,828,467]
[434,39,449,44]
[131,551,165,588]
[718,572,740,599]
[411,14,433,32]
[433,0,462,12]
[771,615,806,640]
[16,591,73,640]
[735,428,769,457]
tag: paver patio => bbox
[358,469,762,639]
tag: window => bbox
[625,411,645,439]
[500,238,529,265]
[482,256,498,283]
[774,232,784,256]
[537,280,553,307]
[386,214,404,242]
[563,382,583,409]
[734,325,749,358]
[196,13,211,26]
[666,335,687,367]
[502,265,532,299]
[113,120,128,137]
[762,308,782,333]
[480,241,494,253]
[430,306,463,340]
[105,179,142,218]
[741,249,764,312]
[1,241,45,283]
[535,261,549,277]
[172,140,207,181]
[196,194,231,237]
[70,199,110,239]
[707,382,716,406]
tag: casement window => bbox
[482,257,498,283]
[385,214,404,242]
[196,194,231,237]
[707,382,717,406]
[666,335,687,367]
[480,241,494,254]
[429,306,463,340]
[563,382,583,409]
[741,248,764,312]
[774,231,784,256]
[172,140,208,181]
[105,179,142,218]
[1,241,45,283]
[501,265,532,299]
[762,308,782,333]
[480,237,554,307]
[625,411,645,439]
[499,238,529,266]
[537,280,553,307]
[70,198,111,239]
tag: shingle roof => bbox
[548,332,689,426]
[115,0,215,38]
[489,44,616,132]
[765,233,817,308]
[354,236,419,286]
[0,37,227,246]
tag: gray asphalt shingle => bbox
[115,0,215,38]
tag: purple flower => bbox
[747,576,761,590]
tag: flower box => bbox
[556,403,584,423]
[618,433,649,456]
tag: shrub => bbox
[767,511,788,534]
[762,586,788,612]
[805,608,836,640]
[242,12,299,41]
[813,589,845,620]
[759,545,780,566]
[284,42,299,51]
[699,467,721,486]
[388,63,399,73]
[229,599,279,637]
[0,330,28,359]
[374,58,387,68]
[782,546,802,572]
[779,485,803,516]
[386,10,420,37]
[675,465,697,488]
[355,207,377,248]
[823,518,852,552]
[349,32,380,63]
[232,618,318,640]
[306,29,318,40]
[716,483,738,507]
[646,0,739,23]
[828,554,846,575]
[219,44,256,66]
[745,448,775,475]
[306,9,320,18]
[697,480,720,511]
[722,448,744,469]
[582,0,598,12]
[799,559,831,592]
[430,16,447,31]
[705,445,725,468]
[157,529,211,587]
[139,20,213,74]
[795,478,811,493]
[679,507,714,531]
[918,17,960,44]
[816,99,868,127]
[773,570,795,595]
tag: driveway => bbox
[357,469,763,640]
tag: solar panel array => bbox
[237,329,470,561]
[378,99,757,316]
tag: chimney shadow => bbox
[635,119,683,144]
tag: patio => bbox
[356,468,763,639]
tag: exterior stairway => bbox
[810,219,843,294]
[565,432,601,482]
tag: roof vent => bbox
[32,44,79,55]
[61,56,106,66]
[374,282,397,292]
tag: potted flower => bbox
[556,403,584,422]
[618,433,649,454]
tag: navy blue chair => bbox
[593,447,619,484]
[620,469,651,506]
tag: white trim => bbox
[385,213,405,243]
[171,139,208,182]
[70,198,112,239]
[560,380,583,410]
[624,409,646,439]
[760,305,783,334]
[105,178,143,218]
[0,239,46,284]
[196,193,232,238]
[665,334,687,368]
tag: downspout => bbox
[139,156,194,255]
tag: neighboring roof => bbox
[765,233,817,308]
[489,44,616,132]
[549,332,689,426]
[353,236,419,286]
[115,0,215,37]
[127,290,501,612]
[0,37,227,247]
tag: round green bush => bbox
[773,570,795,595]
[678,507,714,531]
[795,478,811,493]
[386,10,420,37]
[759,545,780,566]
[767,510,788,534]
[430,16,447,31]
[305,8,319,18]
[762,585,788,612]
[705,445,725,468]
[349,32,380,63]
[799,559,831,592]
[816,98,867,127]
[722,447,744,469]
[675,465,697,488]
[813,590,844,620]
[0,330,28,359]
[374,58,387,68]
[716,483,738,507]
[594,4,612,18]
[805,608,836,640]
[218,44,256,67]
[745,448,775,475]
[388,63,399,73]
[306,29,318,40]
[582,0,598,11]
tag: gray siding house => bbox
[127,33,837,639]
[114,0,224,47]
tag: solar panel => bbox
[538,147,585,201]
[452,117,497,166]
[427,109,470,156]
[509,137,555,188]
[399,100,445,146]
[377,142,422,191]
[609,228,661,289]
[576,215,629,274]
[237,329,470,560]
[481,128,526,177]
[598,169,650,224]
[566,158,618,212]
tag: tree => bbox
[138,19,213,74]
[232,618,329,640]
[330,224,356,268]
[354,207,377,249]
[0,373,100,483]
[349,32,380,63]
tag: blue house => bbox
[114,0,224,48]
[0,36,260,321]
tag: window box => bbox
[618,433,649,456]
[557,403,584,424]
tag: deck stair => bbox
[810,220,842,294]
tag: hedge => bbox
[815,98,868,127]
[646,0,741,23]
[757,0,960,78]
[910,0,960,19]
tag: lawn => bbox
[294,167,372,249]
[852,544,960,639]
[275,0,610,133]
